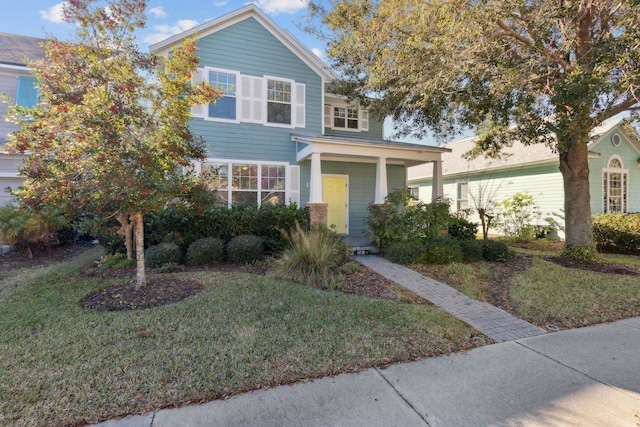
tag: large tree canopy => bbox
[313,0,640,256]
[6,0,219,287]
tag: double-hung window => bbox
[266,79,292,125]
[208,69,238,121]
[456,182,469,211]
[334,107,359,129]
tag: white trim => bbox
[264,75,295,128]
[0,64,31,72]
[203,66,241,124]
[325,101,368,132]
[322,173,349,234]
[201,158,292,207]
[602,155,629,213]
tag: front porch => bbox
[292,134,450,234]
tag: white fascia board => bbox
[0,64,31,72]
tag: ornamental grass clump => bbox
[274,222,348,289]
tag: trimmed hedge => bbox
[145,204,308,253]
[482,240,511,262]
[592,213,640,255]
[145,243,182,268]
[423,238,463,264]
[187,237,225,266]
[227,234,264,264]
[385,240,426,265]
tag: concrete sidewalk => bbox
[93,317,640,427]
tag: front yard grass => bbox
[0,247,481,427]
[410,241,640,330]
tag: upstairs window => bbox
[208,70,237,120]
[334,107,359,129]
[603,157,628,213]
[266,79,292,125]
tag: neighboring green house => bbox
[151,5,448,236]
[408,119,640,238]
[0,32,45,206]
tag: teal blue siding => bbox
[588,130,640,213]
[194,17,323,162]
[300,160,405,235]
[324,116,384,140]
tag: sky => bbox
[2,1,327,62]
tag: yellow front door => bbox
[323,176,348,234]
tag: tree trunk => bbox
[133,211,146,289]
[117,213,134,259]
[558,137,594,250]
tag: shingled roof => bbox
[408,119,628,181]
[0,32,46,67]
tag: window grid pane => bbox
[206,162,286,207]
[209,71,236,119]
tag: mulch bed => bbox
[544,256,640,276]
[81,276,205,311]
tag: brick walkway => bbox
[353,255,547,342]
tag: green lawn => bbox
[510,257,640,328]
[0,248,480,427]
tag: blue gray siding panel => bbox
[194,17,323,162]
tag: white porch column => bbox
[432,160,443,201]
[374,157,388,204]
[309,152,323,203]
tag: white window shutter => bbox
[324,105,331,128]
[191,68,206,118]
[294,83,305,128]
[361,110,369,131]
[239,75,252,122]
[286,165,300,206]
[252,77,264,123]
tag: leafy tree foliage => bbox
[313,0,640,258]
[6,0,220,288]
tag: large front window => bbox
[208,70,237,120]
[267,79,291,125]
[204,161,286,207]
[603,157,628,213]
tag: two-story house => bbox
[0,32,44,206]
[150,5,448,236]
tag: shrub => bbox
[423,239,463,264]
[448,217,479,241]
[0,205,69,257]
[367,189,453,247]
[459,239,484,262]
[144,204,308,253]
[592,213,640,255]
[186,237,225,266]
[227,234,264,264]
[482,239,511,262]
[385,240,426,265]
[273,223,348,288]
[145,243,182,268]
[495,192,540,240]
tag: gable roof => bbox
[408,119,634,181]
[149,4,336,82]
[0,32,46,67]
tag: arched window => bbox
[603,156,627,213]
